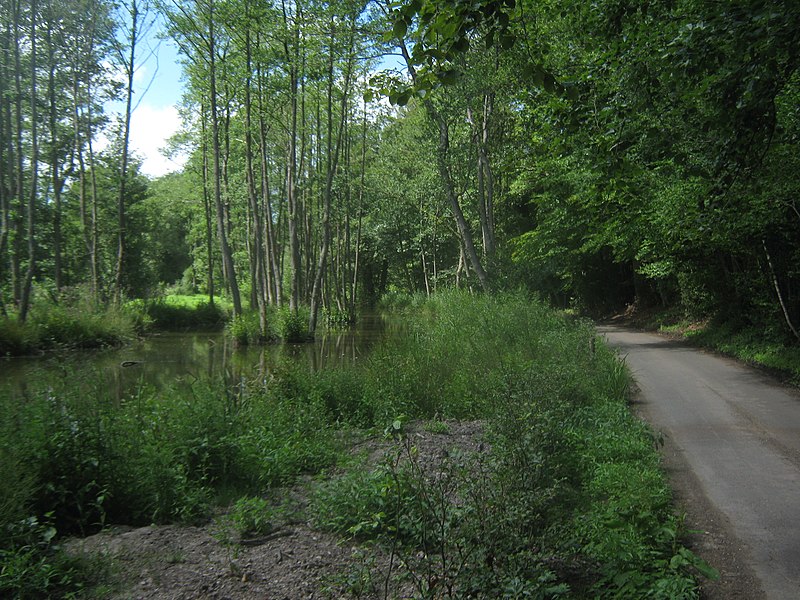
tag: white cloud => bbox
[129,103,187,178]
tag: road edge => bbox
[629,386,767,600]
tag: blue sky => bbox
[106,17,188,178]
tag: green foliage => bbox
[322,306,353,328]
[227,311,267,345]
[308,293,709,597]
[0,318,37,356]
[0,374,341,547]
[137,296,228,330]
[278,306,312,343]
[227,306,315,345]
[0,515,92,599]
[0,299,136,356]
[227,496,275,537]
[683,321,800,382]
[1,293,712,597]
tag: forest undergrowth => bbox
[0,291,716,598]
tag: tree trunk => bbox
[19,0,38,322]
[763,239,800,342]
[11,0,24,307]
[0,12,13,314]
[309,16,356,335]
[399,42,490,291]
[208,1,241,316]
[114,0,138,306]
[283,0,301,312]
[243,14,267,337]
[200,105,215,303]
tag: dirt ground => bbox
[66,421,485,600]
[66,406,762,600]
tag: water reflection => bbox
[0,313,393,402]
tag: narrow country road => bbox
[598,326,800,600]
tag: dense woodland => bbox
[1,0,800,339]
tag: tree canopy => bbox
[2,0,799,340]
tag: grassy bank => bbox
[132,295,230,331]
[0,295,232,357]
[0,302,136,357]
[1,291,713,597]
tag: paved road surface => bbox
[598,326,800,600]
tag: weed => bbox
[228,496,275,537]
[422,419,450,434]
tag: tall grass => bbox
[0,301,136,356]
[0,372,340,595]
[1,290,711,597]
[131,295,229,331]
[310,290,712,598]
[227,305,312,345]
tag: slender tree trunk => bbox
[200,105,215,304]
[309,17,355,335]
[11,0,24,307]
[468,93,496,259]
[46,15,64,292]
[258,108,280,305]
[763,239,800,342]
[87,119,100,299]
[19,0,39,322]
[243,14,267,337]
[350,90,367,318]
[208,1,241,316]
[283,0,301,312]
[399,42,490,290]
[113,0,139,306]
[0,14,13,314]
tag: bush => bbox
[308,291,710,598]
[0,317,36,356]
[228,310,267,345]
[0,302,135,356]
[1,291,711,597]
[141,297,228,330]
[277,306,311,342]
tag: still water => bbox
[0,314,392,402]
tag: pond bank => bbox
[1,292,715,598]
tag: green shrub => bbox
[228,496,276,537]
[308,291,709,598]
[0,291,711,597]
[0,317,36,356]
[228,311,266,345]
[277,306,311,342]
[322,306,353,328]
[142,298,227,330]
[0,301,136,356]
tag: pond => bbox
[0,313,393,403]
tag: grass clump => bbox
[683,319,800,381]
[0,301,136,356]
[135,295,229,331]
[0,374,341,571]
[639,307,800,381]
[1,290,714,597]
[309,290,713,598]
[227,305,313,345]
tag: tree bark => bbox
[763,239,800,342]
[283,0,301,312]
[113,0,139,306]
[309,16,355,335]
[399,42,490,290]
[208,0,242,316]
[19,0,39,322]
